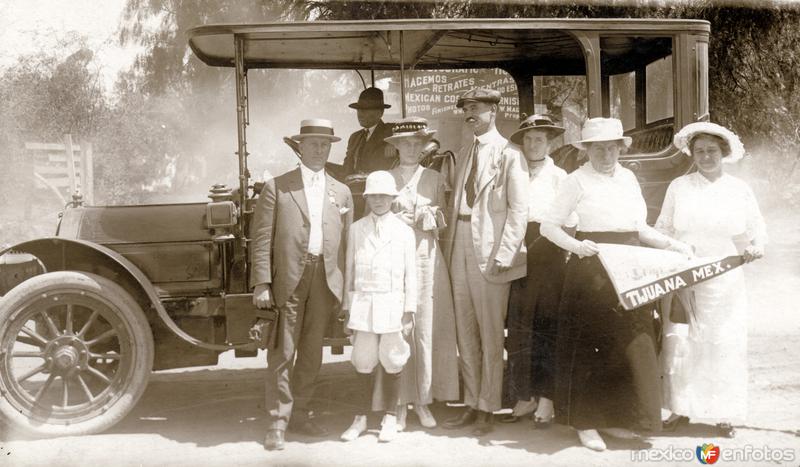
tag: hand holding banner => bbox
[596,243,744,310]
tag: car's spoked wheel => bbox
[0,271,153,437]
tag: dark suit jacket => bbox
[342,120,396,175]
[249,167,354,306]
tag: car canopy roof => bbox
[187,18,709,73]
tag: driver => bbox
[342,87,396,176]
[341,87,396,218]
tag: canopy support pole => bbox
[233,34,251,289]
[234,35,249,223]
[399,30,406,118]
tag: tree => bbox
[0,40,110,245]
[118,0,313,95]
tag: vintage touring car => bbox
[0,18,710,437]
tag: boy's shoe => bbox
[378,414,399,442]
[340,415,367,442]
[396,404,407,431]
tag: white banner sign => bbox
[596,243,744,310]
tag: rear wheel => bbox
[0,271,153,437]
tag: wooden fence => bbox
[25,135,94,204]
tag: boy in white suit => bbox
[340,170,417,443]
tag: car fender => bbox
[0,237,237,351]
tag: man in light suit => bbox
[441,88,529,436]
[250,118,354,450]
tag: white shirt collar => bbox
[365,123,379,139]
[299,163,325,184]
[370,210,392,223]
[475,127,503,145]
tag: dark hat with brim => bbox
[349,87,391,109]
[509,114,565,145]
[290,118,341,142]
[456,87,502,109]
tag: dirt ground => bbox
[1,207,799,467]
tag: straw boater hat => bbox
[456,87,502,109]
[363,170,399,197]
[673,122,745,163]
[384,117,437,145]
[509,114,565,145]
[349,87,391,109]
[290,118,341,142]
[571,117,632,150]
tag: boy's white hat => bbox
[363,170,398,197]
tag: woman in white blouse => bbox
[657,122,766,438]
[501,115,572,427]
[540,118,692,451]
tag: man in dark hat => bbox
[342,87,396,176]
[251,118,354,450]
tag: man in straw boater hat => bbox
[441,88,529,436]
[250,118,354,450]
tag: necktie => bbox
[353,128,368,172]
[373,215,382,238]
[311,172,320,187]
[465,141,479,208]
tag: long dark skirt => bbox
[504,222,567,403]
[553,231,662,432]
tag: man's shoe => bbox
[443,407,478,429]
[471,411,494,436]
[288,418,329,437]
[717,423,736,438]
[662,415,689,432]
[264,429,285,450]
[378,414,399,442]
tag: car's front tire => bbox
[0,271,153,437]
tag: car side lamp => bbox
[206,184,238,232]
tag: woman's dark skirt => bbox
[552,231,662,432]
[504,221,567,404]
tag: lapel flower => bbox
[328,189,349,214]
